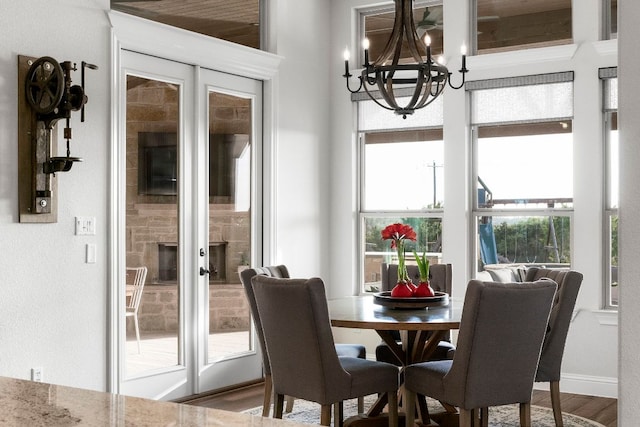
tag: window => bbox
[363,2,444,63]
[474,0,572,54]
[358,93,445,293]
[111,0,262,49]
[602,68,618,308]
[470,73,574,272]
[603,0,618,40]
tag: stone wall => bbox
[124,77,253,337]
[127,283,250,335]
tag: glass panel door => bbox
[125,74,181,377]
[119,51,194,399]
[196,68,263,392]
[117,51,263,399]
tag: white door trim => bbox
[108,11,282,395]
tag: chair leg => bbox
[262,375,272,417]
[133,314,141,354]
[459,408,473,427]
[550,381,564,427]
[285,395,295,413]
[387,391,398,427]
[357,396,364,413]
[334,401,344,427]
[519,402,531,427]
[405,390,416,427]
[480,407,489,427]
[470,409,480,427]
[273,393,285,419]
[320,404,332,426]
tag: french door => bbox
[117,50,263,399]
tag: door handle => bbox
[200,267,210,276]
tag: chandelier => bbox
[343,0,468,119]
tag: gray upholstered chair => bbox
[240,266,366,417]
[251,275,399,427]
[525,268,583,427]
[376,263,455,364]
[404,279,557,427]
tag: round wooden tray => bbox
[373,291,449,309]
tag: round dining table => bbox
[328,294,463,427]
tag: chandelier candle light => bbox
[343,0,468,118]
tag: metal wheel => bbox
[25,56,64,114]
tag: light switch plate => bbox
[75,216,96,235]
[86,244,96,264]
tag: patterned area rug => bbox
[245,395,605,427]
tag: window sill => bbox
[593,309,618,326]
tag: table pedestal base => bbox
[344,411,458,427]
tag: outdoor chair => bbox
[125,266,148,354]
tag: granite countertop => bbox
[0,376,306,426]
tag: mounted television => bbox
[138,132,178,196]
[138,132,249,199]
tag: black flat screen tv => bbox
[138,132,178,196]
[138,132,248,199]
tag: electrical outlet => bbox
[31,367,43,382]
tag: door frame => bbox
[109,11,281,396]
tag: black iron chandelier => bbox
[343,0,468,119]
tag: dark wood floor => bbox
[183,381,617,426]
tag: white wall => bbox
[0,0,333,393]
[0,0,111,390]
[617,0,640,423]
[329,0,619,399]
[268,0,332,279]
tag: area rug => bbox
[244,395,605,427]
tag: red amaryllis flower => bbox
[381,223,416,248]
[381,223,417,285]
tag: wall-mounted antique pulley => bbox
[24,56,97,173]
[18,54,97,222]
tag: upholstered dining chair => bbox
[240,266,366,417]
[376,263,455,364]
[251,275,399,427]
[525,268,583,427]
[404,279,557,427]
[125,266,148,354]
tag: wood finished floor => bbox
[183,382,617,427]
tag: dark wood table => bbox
[328,295,463,427]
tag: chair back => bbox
[251,275,350,404]
[239,266,290,375]
[381,263,452,294]
[445,279,557,409]
[126,267,148,312]
[524,268,583,382]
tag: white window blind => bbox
[469,72,574,126]
[357,95,444,131]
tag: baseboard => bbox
[534,373,618,399]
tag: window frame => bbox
[602,70,618,309]
[469,75,575,274]
[358,128,446,293]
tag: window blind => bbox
[469,72,574,126]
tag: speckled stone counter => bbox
[0,376,306,426]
